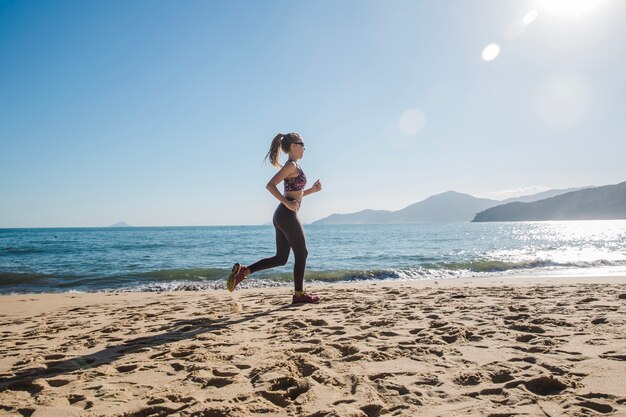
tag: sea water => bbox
[1,221,626,294]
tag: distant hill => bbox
[312,187,600,225]
[473,181,626,222]
[390,191,500,223]
[313,191,500,224]
[110,221,132,227]
[500,186,591,204]
[311,209,393,225]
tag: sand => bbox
[1,275,626,417]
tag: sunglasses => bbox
[293,142,305,147]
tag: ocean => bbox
[1,221,626,294]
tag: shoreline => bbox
[2,269,626,298]
[1,274,625,416]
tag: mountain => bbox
[313,191,500,224]
[472,181,626,222]
[311,209,393,225]
[390,191,499,223]
[312,187,601,225]
[500,186,591,204]
[110,221,132,227]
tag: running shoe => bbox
[227,263,247,292]
[292,291,320,304]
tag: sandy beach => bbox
[1,275,625,417]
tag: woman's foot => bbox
[227,263,248,292]
[292,291,320,304]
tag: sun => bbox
[536,0,610,18]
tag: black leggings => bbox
[247,200,308,292]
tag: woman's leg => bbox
[274,209,308,292]
[247,218,291,274]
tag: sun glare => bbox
[537,0,609,18]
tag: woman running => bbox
[227,132,322,304]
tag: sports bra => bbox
[284,161,307,192]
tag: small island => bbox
[110,221,132,228]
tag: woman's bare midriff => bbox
[285,190,304,203]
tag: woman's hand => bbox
[303,180,322,197]
[284,200,300,212]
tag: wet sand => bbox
[1,275,625,416]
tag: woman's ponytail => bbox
[265,133,284,168]
[264,132,302,168]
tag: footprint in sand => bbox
[591,317,609,324]
[489,368,515,384]
[508,323,545,334]
[509,356,536,365]
[429,320,448,329]
[6,380,45,395]
[306,318,328,326]
[467,387,505,398]
[599,351,626,361]
[170,347,196,358]
[539,362,571,376]
[576,401,615,414]
[116,364,138,373]
[410,374,440,387]
[67,393,86,404]
[147,393,196,406]
[170,362,185,372]
[258,376,310,408]
[212,368,240,377]
[188,372,234,389]
[516,334,536,343]
[522,376,568,396]
[454,372,482,386]
[284,320,309,331]
[286,356,317,378]
[329,343,359,358]
[46,378,72,387]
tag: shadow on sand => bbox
[0,303,302,392]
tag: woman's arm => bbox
[303,180,322,197]
[266,162,299,209]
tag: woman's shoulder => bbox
[285,160,301,170]
[281,160,299,175]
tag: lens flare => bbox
[523,9,539,24]
[398,108,426,136]
[481,43,501,62]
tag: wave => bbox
[2,259,626,294]
[0,272,59,285]
[135,268,228,281]
[432,258,626,272]
[0,268,229,286]
[1,246,46,255]
[430,259,558,272]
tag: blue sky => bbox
[1,0,625,227]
